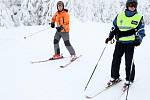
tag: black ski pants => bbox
[111,42,135,82]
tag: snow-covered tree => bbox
[0,0,150,28]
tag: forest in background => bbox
[0,0,150,28]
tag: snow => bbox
[0,18,150,100]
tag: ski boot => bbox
[107,78,122,87]
[70,54,77,62]
[122,81,133,92]
[49,54,63,60]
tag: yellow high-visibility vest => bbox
[117,11,142,41]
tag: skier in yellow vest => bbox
[105,0,145,87]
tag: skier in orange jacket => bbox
[50,1,76,60]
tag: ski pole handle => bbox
[110,39,115,44]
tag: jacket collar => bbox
[125,9,137,17]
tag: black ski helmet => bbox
[126,0,138,8]
[57,1,64,10]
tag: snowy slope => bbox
[0,19,150,100]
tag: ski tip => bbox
[24,37,26,39]
[30,61,34,64]
[85,95,92,99]
[60,66,64,68]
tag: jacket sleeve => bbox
[136,17,145,39]
[63,12,69,26]
[108,16,118,39]
[51,12,57,23]
[60,12,69,32]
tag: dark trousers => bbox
[111,42,135,82]
[53,32,75,55]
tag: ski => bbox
[60,55,82,68]
[31,56,64,64]
[85,79,122,99]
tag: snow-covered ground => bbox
[0,19,150,100]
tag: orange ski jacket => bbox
[51,9,69,32]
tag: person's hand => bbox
[51,23,55,28]
[133,35,142,46]
[105,37,111,44]
[56,26,63,32]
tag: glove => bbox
[105,37,112,44]
[56,26,63,32]
[133,35,142,46]
[51,23,55,28]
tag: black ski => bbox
[60,55,82,68]
[85,79,122,99]
[31,56,64,64]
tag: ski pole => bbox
[24,27,50,39]
[84,44,108,91]
[125,52,135,100]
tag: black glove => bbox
[105,37,112,44]
[56,26,63,32]
[133,35,142,46]
[51,23,55,28]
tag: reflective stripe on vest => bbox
[119,35,135,41]
[117,11,142,41]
